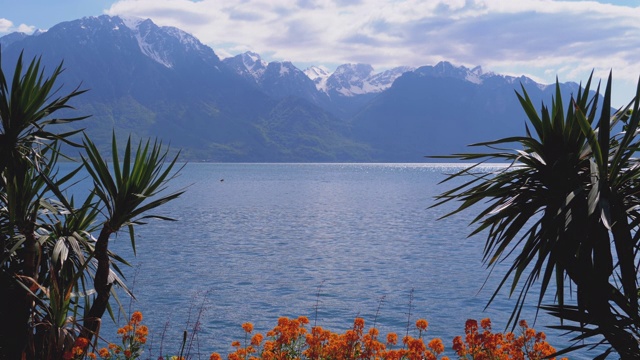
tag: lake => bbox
[96,163,593,358]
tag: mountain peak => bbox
[304,66,331,92]
[120,15,146,31]
[241,51,267,72]
[322,63,412,97]
[0,32,30,49]
[304,66,330,80]
[334,63,374,77]
[222,51,268,83]
[100,15,215,68]
[414,61,488,84]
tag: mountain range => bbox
[0,15,580,162]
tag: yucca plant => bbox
[432,73,640,359]
[0,50,87,359]
[79,133,184,342]
[0,49,184,359]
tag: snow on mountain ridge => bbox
[133,19,175,68]
[113,15,210,68]
[120,15,145,31]
[304,66,330,80]
[304,66,330,92]
[310,63,414,97]
[366,66,416,92]
[465,65,484,84]
[240,52,268,82]
[164,26,206,50]
[279,62,291,76]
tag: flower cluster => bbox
[452,318,566,360]
[63,337,97,360]
[90,312,567,360]
[97,311,149,360]
[214,317,447,360]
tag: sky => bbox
[1,0,639,106]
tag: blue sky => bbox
[1,0,639,106]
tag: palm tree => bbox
[432,73,640,358]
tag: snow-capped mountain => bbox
[0,15,583,162]
[222,51,268,84]
[308,63,414,97]
[223,52,324,103]
[325,63,375,96]
[366,66,416,91]
[227,56,414,99]
[304,65,331,92]
[42,15,222,71]
[118,15,216,68]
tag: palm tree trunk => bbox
[558,216,639,358]
[80,225,113,341]
[0,228,39,359]
[0,276,29,359]
[585,282,639,358]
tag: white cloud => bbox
[16,24,36,34]
[0,18,14,33]
[0,18,37,35]
[104,0,640,105]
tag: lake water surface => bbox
[99,163,594,358]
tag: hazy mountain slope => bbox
[351,63,579,161]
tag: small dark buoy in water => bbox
[220,179,224,182]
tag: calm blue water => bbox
[89,163,595,358]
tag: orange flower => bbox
[386,332,398,345]
[242,322,254,333]
[354,317,365,329]
[136,325,149,336]
[88,353,97,360]
[117,324,133,335]
[480,318,492,330]
[62,351,74,360]
[251,333,264,346]
[124,349,131,357]
[428,338,444,354]
[415,319,428,331]
[519,319,528,328]
[209,353,222,360]
[368,327,379,337]
[298,316,310,325]
[452,336,465,354]
[464,319,478,332]
[99,348,110,358]
[74,337,89,349]
[131,311,143,324]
